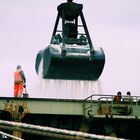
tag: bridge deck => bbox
[0,94,140,120]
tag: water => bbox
[37,60,101,99]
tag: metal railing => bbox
[83,94,140,117]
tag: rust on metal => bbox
[97,105,112,115]
[3,100,30,121]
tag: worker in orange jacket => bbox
[14,65,26,97]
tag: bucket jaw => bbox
[36,44,105,81]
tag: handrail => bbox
[83,94,140,117]
[84,94,140,103]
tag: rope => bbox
[0,131,23,140]
[0,120,124,140]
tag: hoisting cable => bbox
[0,119,124,140]
[0,130,23,140]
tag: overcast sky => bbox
[0,0,140,97]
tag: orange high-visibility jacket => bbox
[14,70,23,84]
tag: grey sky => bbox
[0,0,140,97]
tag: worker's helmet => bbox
[17,65,21,69]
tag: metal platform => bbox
[0,94,140,120]
[1,94,140,139]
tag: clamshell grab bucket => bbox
[38,45,105,81]
[35,1,106,81]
